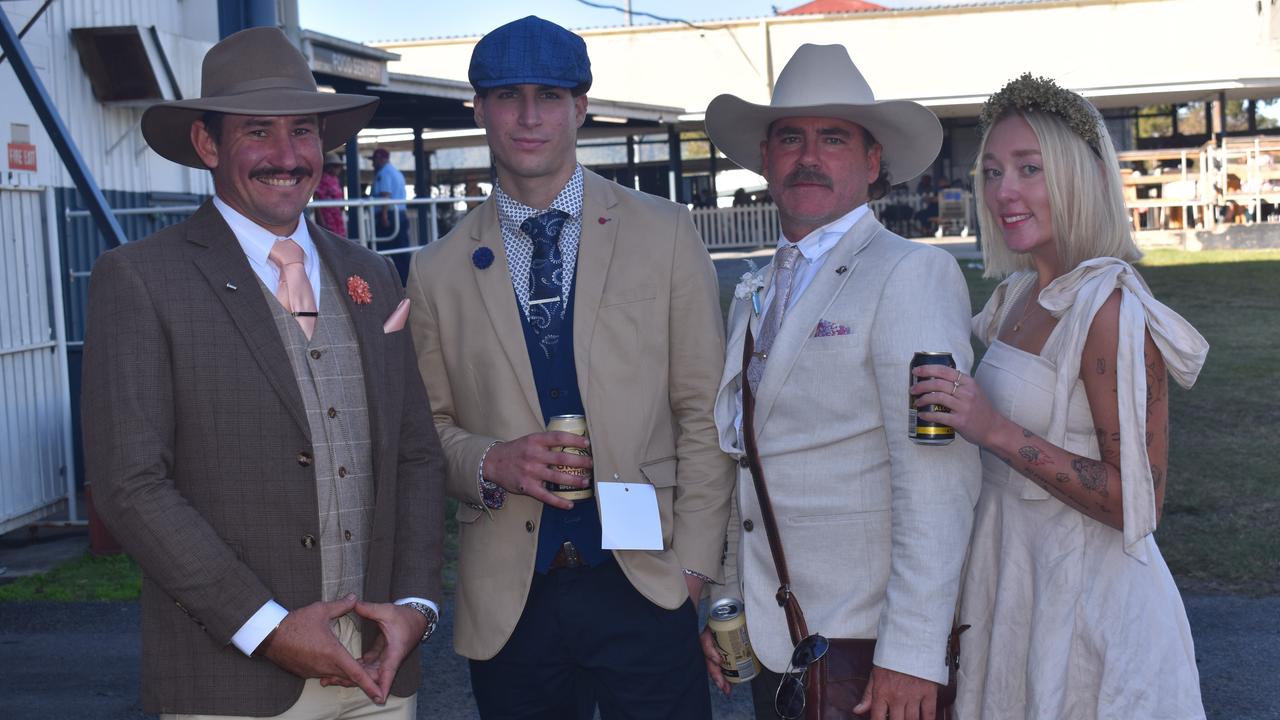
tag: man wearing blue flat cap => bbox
[407,15,733,720]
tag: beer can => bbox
[547,414,593,500]
[708,597,760,683]
[909,351,956,445]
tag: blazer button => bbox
[310,349,322,360]
[525,521,535,533]
[344,529,353,541]
[737,456,749,468]
[297,452,313,467]
[327,407,338,419]
[301,534,316,548]
[338,466,347,478]
[743,519,754,532]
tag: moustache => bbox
[784,169,833,188]
[250,166,312,181]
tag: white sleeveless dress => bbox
[955,258,1209,720]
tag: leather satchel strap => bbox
[740,329,810,646]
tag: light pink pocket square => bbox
[815,319,851,337]
[383,298,410,334]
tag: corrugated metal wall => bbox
[0,187,70,533]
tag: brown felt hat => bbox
[141,27,378,169]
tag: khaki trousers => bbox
[164,616,416,720]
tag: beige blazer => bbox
[713,213,981,683]
[407,169,734,660]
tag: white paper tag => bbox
[597,482,663,550]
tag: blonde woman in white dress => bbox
[910,75,1210,719]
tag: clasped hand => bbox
[481,431,592,510]
[260,594,427,705]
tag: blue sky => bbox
[299,0,973,43]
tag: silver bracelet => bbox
[477,440,506,509]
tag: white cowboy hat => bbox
[705,44,942,183]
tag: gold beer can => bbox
[708,597,760,683]
[547,414,593,500]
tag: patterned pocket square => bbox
[383,298,410,334]
[815,319,851,337]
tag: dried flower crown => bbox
[979,73,1102,152]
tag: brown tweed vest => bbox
[262,262,374,603]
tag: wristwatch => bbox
[399,601,438,643]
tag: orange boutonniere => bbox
[347,275,372,305]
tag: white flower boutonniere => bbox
[734,270,766,316]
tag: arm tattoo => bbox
[1072,458,1110,498]
[1096,358,1106,375]
[1023,429,1034,438]
[1018,445,1052,466]
[1151,463,1164,491]
[1095,428,1121,460]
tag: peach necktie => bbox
[268,238,317,339]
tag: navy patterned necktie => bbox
[521,209,572,358]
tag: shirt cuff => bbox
[394,596,441,618]
[231,600,289,656]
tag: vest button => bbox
[297,452,313,467]
[525,521,535,533]
[328,407,337,419]
[743,519,754,532]
[344,529,353,541]
[549,388,561,399]
[737,456,749,468]
[338,466,347,478]
[310,349,322,360]
[301,534,316,548]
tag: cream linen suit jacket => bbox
[714,213,981,683]
[408,169,734,660]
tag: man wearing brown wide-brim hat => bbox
[82,25,445,720]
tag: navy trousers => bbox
[469,558,711,720]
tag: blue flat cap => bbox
[469,16,592,93]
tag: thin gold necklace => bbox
[1012,291,1039,333]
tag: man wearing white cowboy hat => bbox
[704,44,980,720]
[82,26,444,720]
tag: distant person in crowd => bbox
[910,73,1209,719]
[81,27,444,720]
[703,43,979,720]
[916,172,933,195]
[732,187,749,207]
[370,147,411,281]
[405,15,732,720]
[314,151,347,237]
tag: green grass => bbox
[7,249,1275,602]
[0,552,140,601]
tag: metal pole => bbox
[45,187,79,521]
[413,127,429,247]
[0,10,127,248]
[345,138,361,238]
[667,125,684,204]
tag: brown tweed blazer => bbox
[81,201,445,716]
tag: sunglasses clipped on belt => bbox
[775,633,830,719]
